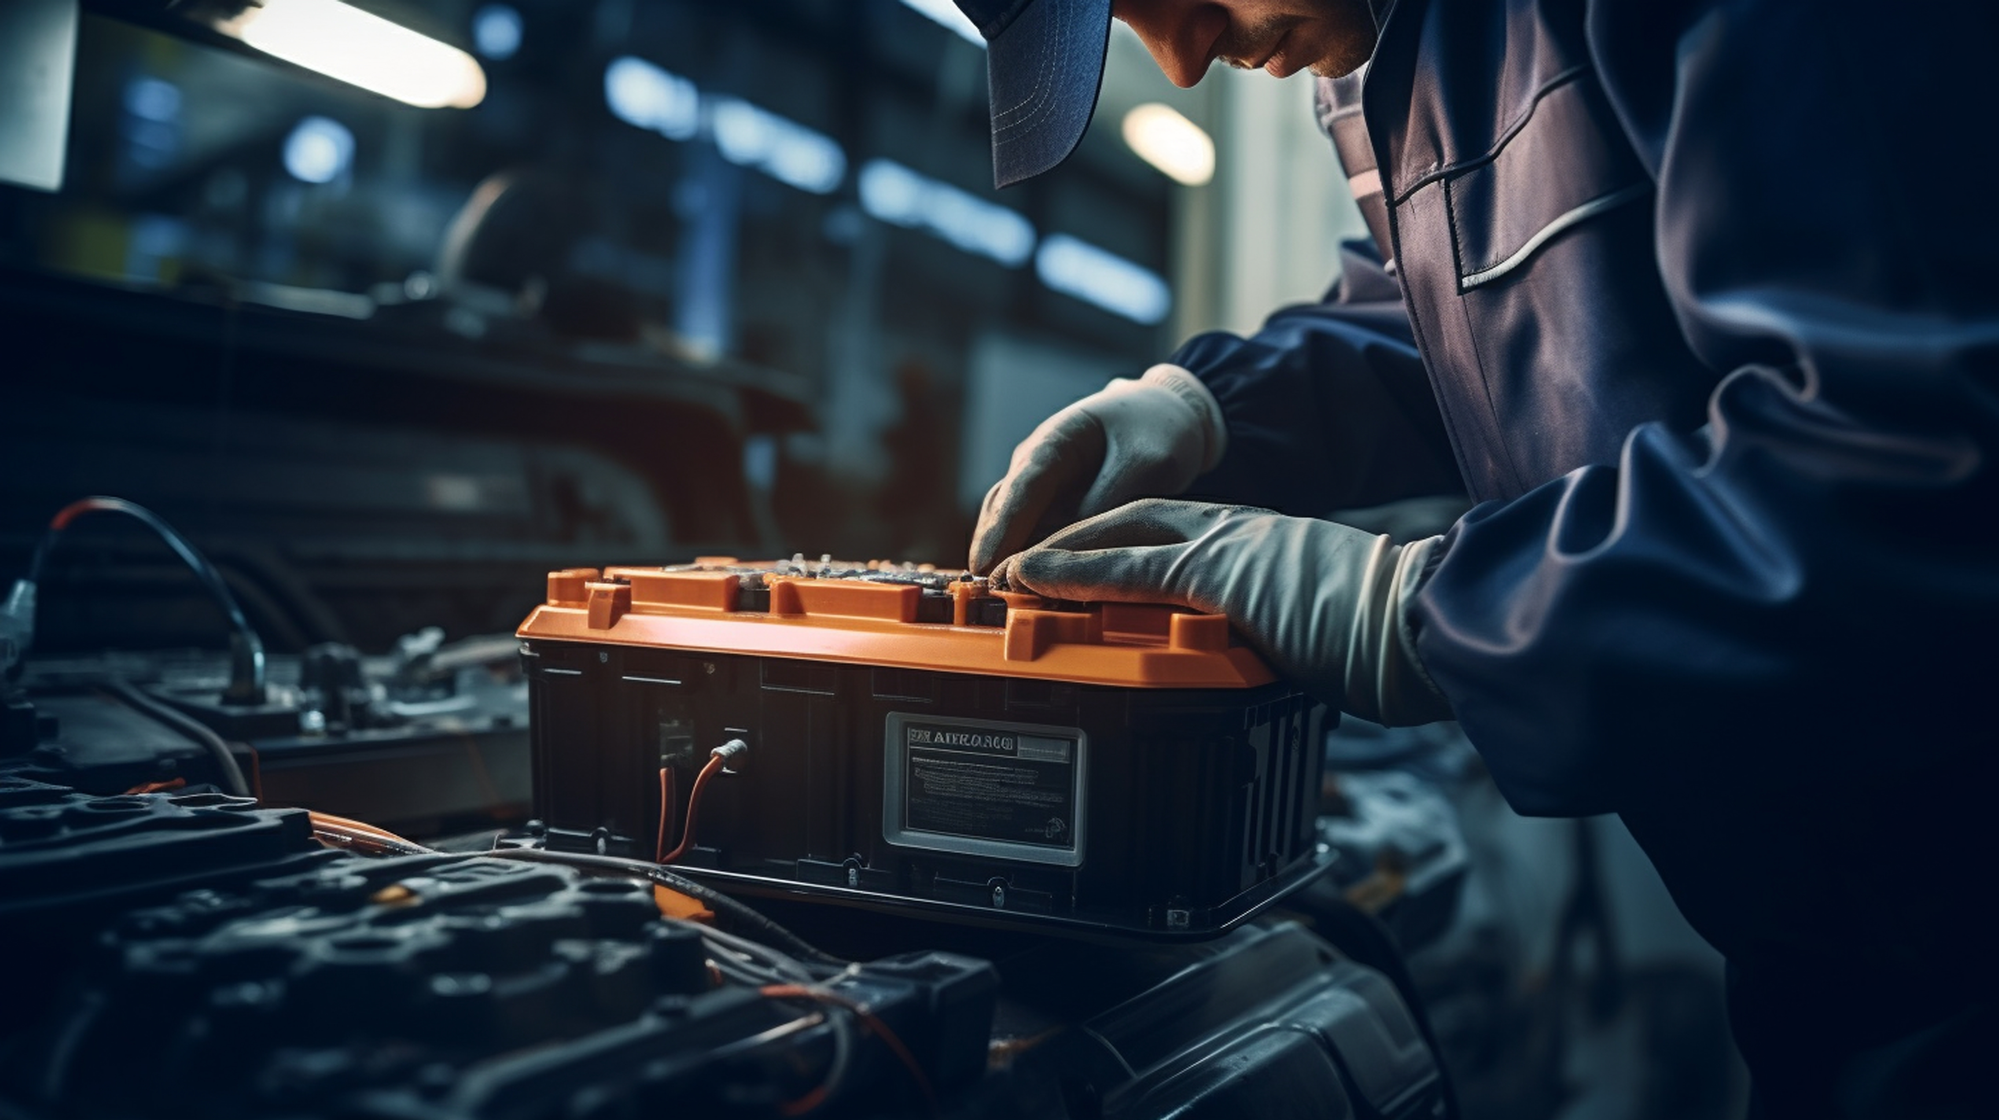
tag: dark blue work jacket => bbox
[1173,0,1999,1111]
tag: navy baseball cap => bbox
[953,0,1115,187]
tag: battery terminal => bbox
[657,738,749,863]
[711,738,750,774]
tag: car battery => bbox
[518,560,1330,939]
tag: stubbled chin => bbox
[1306,34,1374,80]
[1309,54,1367,79]
[1264,55,1305,79]
[1262,32,1311,79]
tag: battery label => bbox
[883,714,1086,866]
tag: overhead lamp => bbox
[1121,103,1214,187]
[215,0,487,109]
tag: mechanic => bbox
[952,0,1998,1115]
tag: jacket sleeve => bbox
[1410,0,1999,816]
[1176,242,1466,515]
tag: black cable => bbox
[306,824,859,1098]
[303,820,849,969]
[104,679,252,798]
[485,848,851,967]
[24,497,265,703]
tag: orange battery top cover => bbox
[515,559,1275,689]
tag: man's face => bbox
[1112,0,1378,87]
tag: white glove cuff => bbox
[1378,534,1455,726]
[1137,363,1229,473]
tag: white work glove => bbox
[968,364,1228,575]
[992,499,1454,726]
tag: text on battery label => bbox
[905,726,1071,762]
[908,728,1014,751]
[912,758,1064,804]
[906,753,1074,848]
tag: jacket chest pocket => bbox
[1443,71,1650,292]
[1388,68,1701,503]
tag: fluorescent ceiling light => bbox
[216,0,487,109]
[605,56,699,140]
[602,59,846,195]
[710,97,847,196]
[899,0,984,46]
[1035,234,1171,324]
[859,159,1035,267]
[1121,103,1213,186]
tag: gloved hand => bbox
[968,364,1228,575]
[992,499,1454,726]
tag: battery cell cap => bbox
[585,582,631,630]
[625,570,740,612]
[546,568,599,605]
[769,577,919,622]
[1002,608,1096,661]
[1168,612,1229,653]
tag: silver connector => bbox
[711,738,750,773]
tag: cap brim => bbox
[986,0,1114,188]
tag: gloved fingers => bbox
[993,499,1246,605]
[995,501,1454,727]
[998,542,1210,607]
[966,412,1108,574]
[1026,497,1240,553]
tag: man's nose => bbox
[1114,1,1231,88]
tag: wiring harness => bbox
[304,810,946,1114]
[4,496,267,704]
